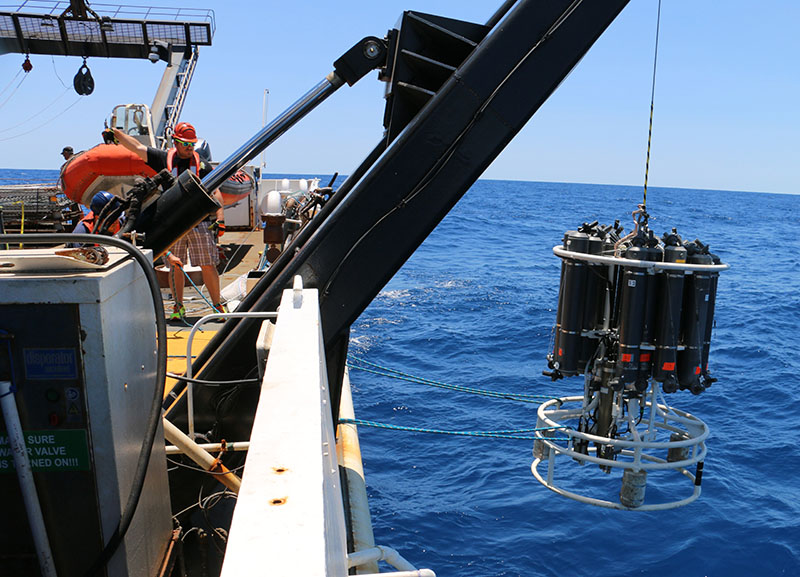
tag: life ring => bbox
[219,169,255,206]
[60,143,156,206]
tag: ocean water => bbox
[3,170,798,576]
[348,180,800,577]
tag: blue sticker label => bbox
[23,348,78,380]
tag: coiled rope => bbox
[346,354,559,403]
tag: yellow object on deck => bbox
[165,326,217,399]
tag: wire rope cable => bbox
[50,55,70,89]
[0,71,28,110]
[642,0,662,210]
[0,86,72,134]
[0,68,23,99]
[0,96,82,141]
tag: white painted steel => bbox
[531,384,708,510]
[0,380,58,577]
[219,278,349,576]
[553,245,730,271]
[183,311,278,439]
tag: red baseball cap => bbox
[173,122,198,143]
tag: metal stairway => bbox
[152,46,200,148]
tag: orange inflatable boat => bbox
[60,143,256,208]
[59,143,156,206]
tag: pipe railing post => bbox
[0,381,58,577]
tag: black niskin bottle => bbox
[615,241,648,391]
[677,241,714,394]
[555,230,590,376]
[653,231,687,393]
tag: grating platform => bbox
[0,1,213,58]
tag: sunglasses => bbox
[174,137,195,148]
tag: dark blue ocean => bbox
[347,180,800,577]
[4,170,799,576]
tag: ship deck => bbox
[163,229,263,400]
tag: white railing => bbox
[532,383,708,511]
[219,278,349,576]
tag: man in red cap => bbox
[111,122,227,320]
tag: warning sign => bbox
[0,429,90,473]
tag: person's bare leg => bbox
[201,265,221,308]
[170,264,186,311]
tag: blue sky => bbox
[1,1,798,194]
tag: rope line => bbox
[642,0,662,210]
[0,86,71,133]
[0,96,82,141]
[51,55,70,89]
[0,72,27,111]
[0,68,23,99]
[340,418,569,441]
[347,354,558,403]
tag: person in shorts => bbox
[110,122,227,319]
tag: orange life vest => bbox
[78,212,121,235]
[166,148,201,177]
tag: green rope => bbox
[339,418,569,441]
[347,354,558,403]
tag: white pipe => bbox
[553,245,729,271]
[348,545,434,574]
[165,441,250,455]
[184,311,278,438]
[361,569,436,577]
[163,417,241,493]
[0,381,58,577]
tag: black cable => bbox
[166,456,246,476]
[0,233,167,577]
[173,489,236,521]
[197,485,229,554]
[166,372,260,387]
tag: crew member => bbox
[67,191,121,246]
[109,122,226,319]
[61,146,74,161]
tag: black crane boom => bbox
[181,0,630,433]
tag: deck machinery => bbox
[0,0,727,574]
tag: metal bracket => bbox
[333,36,389,86]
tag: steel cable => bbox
[642,0,663,210]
